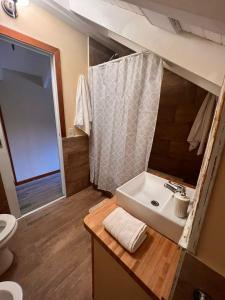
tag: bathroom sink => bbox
[116,172,195,243]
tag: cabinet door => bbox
[93,238,154,300]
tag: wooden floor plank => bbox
[16,173,63,215]
[0,186,105,300]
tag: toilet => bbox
[0,214,18,276]
[0,281,23,300]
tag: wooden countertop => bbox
[84,197,182,300]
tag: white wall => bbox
[0,2,88,135]
[0,40,50,81]
[0,70,60,182]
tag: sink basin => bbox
[116,171,195,243]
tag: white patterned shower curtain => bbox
[89,52,163,193]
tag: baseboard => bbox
[16,169,60,186]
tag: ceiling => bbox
[29,0,225,95]
[102,0,143,15]
[0,39,51,87]
[102,0,225,46]
[180,22,225,46]
[36,0,225,50]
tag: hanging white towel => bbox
[187,92,216,155]
[74,74,92,136]
[103,207,147,253]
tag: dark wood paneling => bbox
[63,135,90,196]
[173,253,225,300]
[89,38,115,67]
[89,38,133,67]
[0,173,10,214]
[149,69,208,185]
[0,25,66,137]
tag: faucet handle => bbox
[168,181,186,195]
[168,181,183,188]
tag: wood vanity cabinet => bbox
[85,197,225,300]
[93,238,154,300]
[84,198,181,300]
[92,235,225,300]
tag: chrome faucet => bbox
[164,181,186,195]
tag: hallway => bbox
[16,173,63,215]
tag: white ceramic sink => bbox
[116,171,195,243]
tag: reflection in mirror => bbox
[148,69,216,187]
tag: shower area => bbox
[80,39,217,194]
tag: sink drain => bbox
[151,200,159,207]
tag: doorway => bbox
[0,29,66,217]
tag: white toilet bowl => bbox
[0,214,17,276]
[0,281,23,300]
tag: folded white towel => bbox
[103,207,147,253]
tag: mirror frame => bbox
[179,78,225,252]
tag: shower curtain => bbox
[89,52,163,193]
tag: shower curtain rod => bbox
[90,50,171,69]
[90,50,152,69]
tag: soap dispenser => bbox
[174,190,190,218]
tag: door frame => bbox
[0,119,21,217]
[0,25,66,137]
[0,25,67,217]
[0,106,17,184]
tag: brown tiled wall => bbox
[149,70,208,185]
[63,135,90,197]
[0,173,10,213]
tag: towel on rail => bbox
[74,74,92,136]
[187,92,216,156]
[103,207,147,253]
